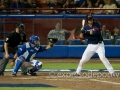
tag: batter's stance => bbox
[75,14,115,76]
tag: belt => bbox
[98,41,102,43]
[89,41,102,44]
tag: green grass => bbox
[6,63,120,69]
[0,87,70,90]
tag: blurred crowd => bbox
[0,0,120,14]
[0,0,120,45]
[47,23,120,45]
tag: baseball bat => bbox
[81,19,85,31]
[82,19,85,27]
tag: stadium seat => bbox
[103,39,112,45]
[115,39,120,45]
[65,32,71,40]
[68,39,81,45]
[55,40,66,45]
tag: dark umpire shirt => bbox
[2,31,27,50]
[84,21,103,44]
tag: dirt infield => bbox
[0,58,120,90]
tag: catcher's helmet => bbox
[86,14,94,22]
[30,35,40,47]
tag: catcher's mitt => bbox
[48,38,58,47]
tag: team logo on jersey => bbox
[30,49,34,52]
[6,38,9,41]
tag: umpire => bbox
[0,23,27,76]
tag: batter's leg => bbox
[76,44,95,74]
[97,44,115,75]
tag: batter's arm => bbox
[90,22,101,36]
[90,29,101,35]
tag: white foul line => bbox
[90,79,120,85]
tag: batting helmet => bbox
[30,35,40,47]
[86,14,94,22]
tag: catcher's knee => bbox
[17,56,25,63]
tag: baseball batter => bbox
[75,14,115,76]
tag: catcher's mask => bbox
[16,23,25,33]
[30,35,40,47]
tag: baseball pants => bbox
[76,42,115,75]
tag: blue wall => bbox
[29,45,120,58]
[1,14,120,18]
[0,45,120,58]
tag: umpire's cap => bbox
[86,14,94,22]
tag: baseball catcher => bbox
[12,36,58,76]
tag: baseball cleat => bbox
[12,72,16,77]
[27,70,37,76]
